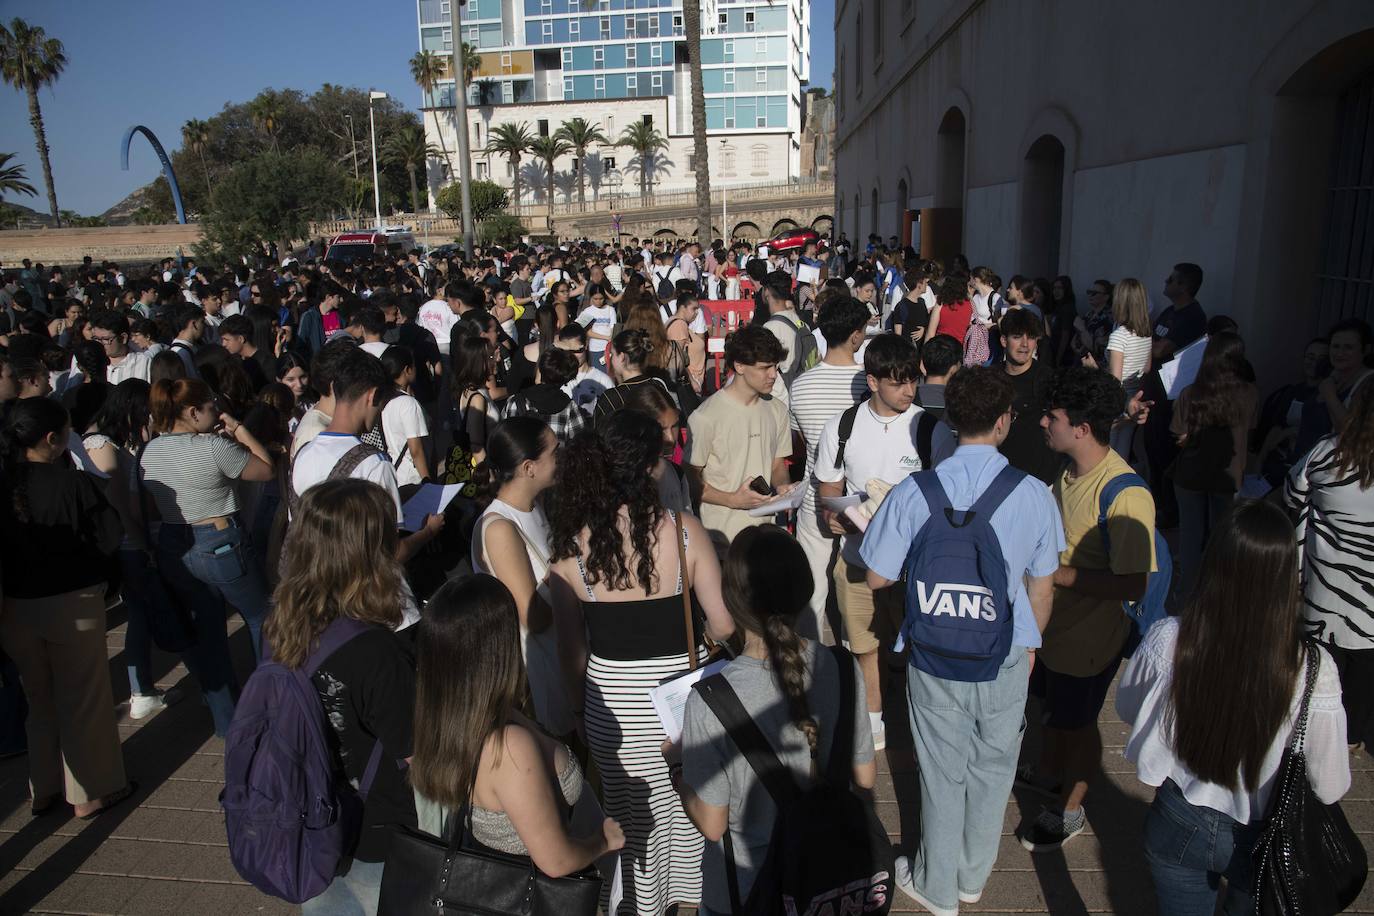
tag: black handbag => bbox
[378,802,602,916]
[1252,641,1368,915]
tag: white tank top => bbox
[473,498,551,591]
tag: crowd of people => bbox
[0,228,1369,915]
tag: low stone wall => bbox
[0,224,203,266]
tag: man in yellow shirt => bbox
[1019,366,1157,852]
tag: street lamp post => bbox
[720,138,728,241]
[368,91,387,232]
[449,0,476,258]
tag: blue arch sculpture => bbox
[120,125,187,224]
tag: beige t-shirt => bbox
[687,388,791,546]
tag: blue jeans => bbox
[156,519,268,735]
[302,859,385,916]
[118,548,177,696]
[1145,779,1261,916]
[905,646,1029,910]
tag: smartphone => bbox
[748,475,775,497]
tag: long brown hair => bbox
[1182,332,1254,437]
[622,302,673,372]
[149,377,213,433]
[411,575,528,810]
[264,479,405,669]
[1169,500,1303,791]
[1331,382,1374,487]
[722,526,820,753]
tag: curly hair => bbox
[264,478,405,669]
[548,409,664,593]
[935,273,970,307]
[1046,365,1127,446]
[1332,382,1374,487]
[1182,332,1255,438]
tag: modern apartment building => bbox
[415,0,812,203]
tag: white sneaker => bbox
[130,690,175,720]
[958,889,982,904]
[894,855,959,916]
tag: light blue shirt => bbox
[859,445,1065,649]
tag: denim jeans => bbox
[302,859,385,916]
[117,548,174,696]
[1145,779,1261,916]
[905,646,1029,910]
[156,518,268,735]
[1173,486,1233,600]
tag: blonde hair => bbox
[264,478,405,669]
[1112,278,1153,338]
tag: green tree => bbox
[682,0,711,241]
[617,120,669,199]
[435,180,508,224]
[409,50,456,182]
[0,18,67,226]
[460,41,481,88]
[199,149,347,260]
[182,118,213,200]
[485,122,534,207]
[248,90,286,151]
[0,151,37,199]
[474,78,499,106]
[555,117,609,210]
[528,135,571,233]
[384,125,441,214]
[477,211,527,247]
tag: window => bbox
[440,0,450,15]
[723,39,734,61]
[594,75,606,97]
[441,27,452,50]
[648,14,659,37]
[594,46,604,67]
[721,146,735,173]
[724,115,735,128]
[571,157,580,174]
[538,119,550,136]
[756,114,767,127]
[603,156,616,170]
[626,73,637,90]
[562,48,572,67]
[718,11,728,30]
[756,67,767,86]
[500,51,512,68]
[605,115,613,134]
[467,26,479,42]
[473,124,481,146]
[756,38,768,54]
[600,16,610,38]
[540,0,551,11]
[475,161,489,179]
[564,77,574,96]
[651,73,662,93]
[723,70,735,88]
[506,161,514,177]
[650,43,661,62]
[643,114,653,126]
[501,81,513,103]
[625,15,636,37]
[626,44,636,65]
[672,13,682,32]
[752,146,768,172]
[542,20,553,40]
[745,10,755,31]
[569,18,579,38]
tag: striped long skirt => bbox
[585,652,705,915]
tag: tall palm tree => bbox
[410,49,456,182]
[248,91,284,151]
[384,125,441,214]
[460,41,481,89]
[528,134,571,233]
[617,120,669,199]
[485,121,534,207]
[554,117,609,210]
[0,18,67,226]
[182,118,213,199]
[682,0,712,241]
[0,152,37,199]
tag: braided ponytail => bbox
[763,613,819,755]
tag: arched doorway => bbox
[732,221,761,241]
[771,218,799,235]
[935,108,966,209]
[895,178,908,241]
[1019,134,1067,277]
[812,214,834,235]
[1314,64,1374,329]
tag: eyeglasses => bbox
[92,335,118,344]
[1087,289,1107,296]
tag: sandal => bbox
[76,782,138,820]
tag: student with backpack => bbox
[224,479,418,912]
[1016,366,1162,852]
[860,366,1064,916]
[670,524,881,916]
[761,271,818,400]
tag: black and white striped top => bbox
[139,432,250,525]
[1285,435,1374,650]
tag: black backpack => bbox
[694,645,894,916]
[833,400,940,470]
[656,271,676,301]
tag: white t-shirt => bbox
[815,402,952,567]
[416,298,456,354]
[361,340,389,358]
[1106,327,1152,397]
[291,431,403,523]
[382,392,430,488]
[563,365,614,410]
[107,350,152,385]
[576,304,617,353]
[661,302,707,334]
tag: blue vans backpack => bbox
[220,618,386,904]
[899,466,1025,682]
[1097,472,1172,656]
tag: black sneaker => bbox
[1019,807,1086,852]
[1013,764,1063,799]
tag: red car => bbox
[764,227,828,253]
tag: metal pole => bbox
[721,140,728,241]
[449,0,475,258]
[368,95,383,231]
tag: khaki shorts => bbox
[833,554,905,655]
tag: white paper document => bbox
[1159,335,1208,400]
[819,493,864,513]
[649,658,729,743]
[400,482,463,532]
[747,484,807,517]
[796,263,821,285]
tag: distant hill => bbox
[100,182,162,225]
[0,200,57,229]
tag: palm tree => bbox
[0,152,37,199]
[555,117,610,211]
[410,50,456,182]
[384,125,441,214]
[460,41,481,89]
[0,18,67,226]
[485,121,534,207]
[248,91,284,151]
[682,0,712,241]
[617,120,669,199]
[182,118,213,199]
[528,135,571,234]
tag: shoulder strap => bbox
[328,442,383,482]
[916,411,938,468]
[1096,472,1149,553]
[674,511,698,671]
[824,645,857,787]
[694,673,797,806]
[912,468,953,519]
[300,617,387,801]
[833,402,864,470]
[1290,641,1321,754]
[968,465,1026,521]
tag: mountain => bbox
[0,200,58,229]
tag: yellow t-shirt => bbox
[1040,450,1157,677]
[687,388,792,547]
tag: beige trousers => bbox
[1,585,126,805]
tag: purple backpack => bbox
[220,618,385,903]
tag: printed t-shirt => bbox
[687,389,791,546]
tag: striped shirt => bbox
[139,432,251,524]
[788,362,869,509]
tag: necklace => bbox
[867,402,902,432]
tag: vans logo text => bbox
[916,582,996,620]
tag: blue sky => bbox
[0,0,834,217]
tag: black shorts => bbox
[1029,654,1123,731]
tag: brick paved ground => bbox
[1,609,1372,915]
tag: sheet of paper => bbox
[819,493,864,512]
[757,245,769,258]
[1240,474,1274,500]
[707,336,725,354]
[649,658,730,743]
[747,483,807,517]
[796,263,821,285]
[842,505,870,533]
[1159,335,1208,400]
[400,482,463,532]
[607,855,624,915]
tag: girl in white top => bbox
[1085,278,1153,459]
[470,416,573,736]
[1116,500,1349,916]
